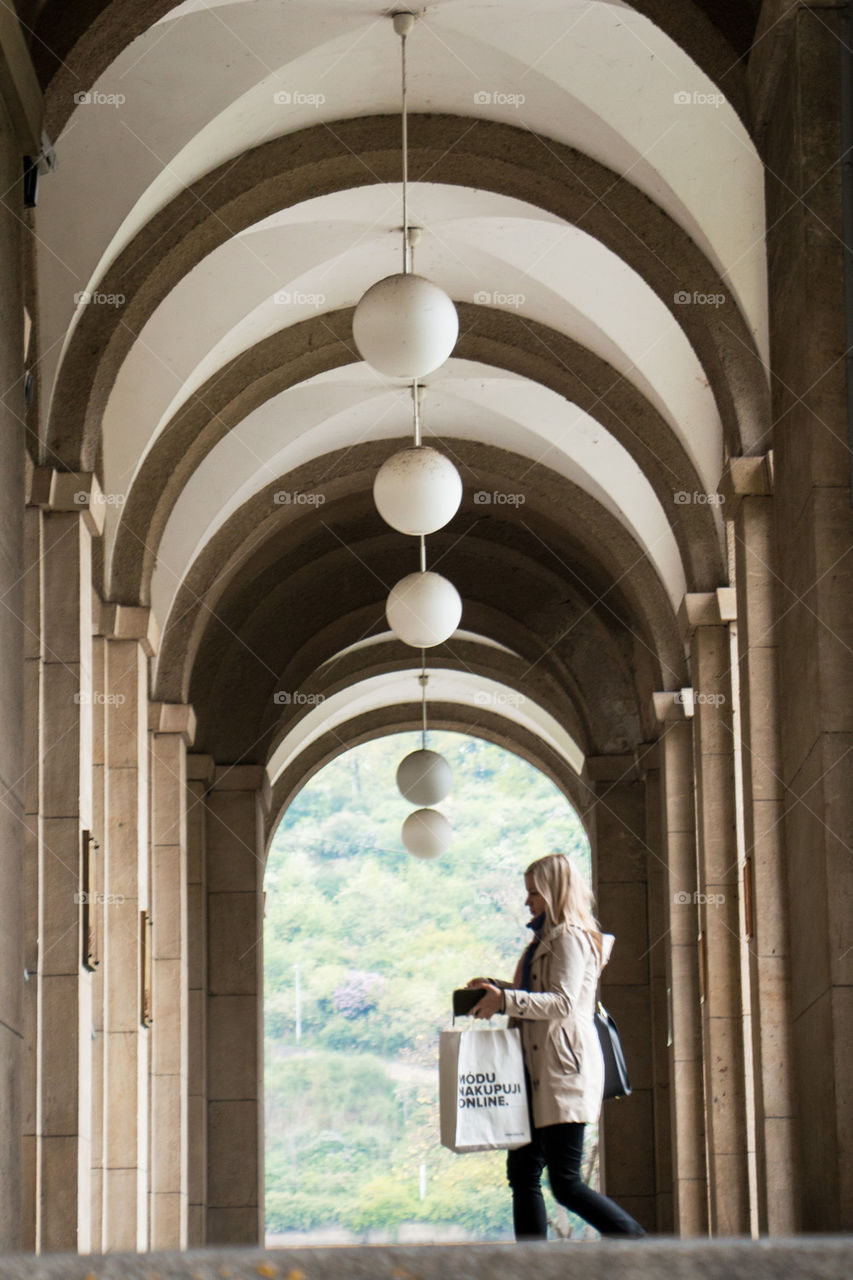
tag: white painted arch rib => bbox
[321,631,521,666]
[148,359,688,630]
[130,184,723,480]
[37,0,767,427]
[99,185,722,579]
[265,668,586,789]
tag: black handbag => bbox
[595,1001,632,1100]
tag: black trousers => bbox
[506,1120,646,1239]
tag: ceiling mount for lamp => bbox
[352,10,458,379]
[391,11,417,39]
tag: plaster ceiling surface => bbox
[147,359,689,626]
[99,182,721,509]
[30,0,765,767]
[36,0,767,420]
[265,668,586,788]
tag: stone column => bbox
[652,703,706,1235]
[29,472,104,1252]
[186,754,214,1246]
[0,17,41,1243]
[89,631,107,1251]
[679,592,751,1235]
[206,765,268,1245]
[639,744,674,1234]
[750,1,853,1231]
[586,756,656,1232]
[721,456,799,1233]
[149,703,196,1248]
[21,500,41,1251]
[101,605,158,1251]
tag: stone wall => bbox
[0,90,26,1254]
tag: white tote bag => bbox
[439,1026,531,1152]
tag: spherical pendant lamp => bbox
[374,446,462,535]
[397,748,453,805]
[353,273,459,378]
[386,570,462,647]
[402,807,452,859]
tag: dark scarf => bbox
[519,912,546,990]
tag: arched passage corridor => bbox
[0,0,851,1258]
[262,730,596,1245]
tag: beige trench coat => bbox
[501,923,615,1128]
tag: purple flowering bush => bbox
[333,969,385,1019]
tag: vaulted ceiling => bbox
[29,0,769,800]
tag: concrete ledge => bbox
[1,1239,852,1279]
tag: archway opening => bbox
[263,730,596,1245]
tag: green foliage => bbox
[264,731,592,1241]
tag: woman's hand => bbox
[466,977,492,988]
[470,982,505,1020]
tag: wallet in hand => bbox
[453,987,485,1016]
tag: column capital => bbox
[149,701,196,745]
[27,468,106,537]
[678,589,737,639]
[186,753,215,785]
[211,765,272,814]
[98,603,159,656]
[584,754,638,783]
[719,452,774,519]
[651,690,693,726]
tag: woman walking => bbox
[468,853,646,1239]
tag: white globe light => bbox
[353,273,459,378]
[402,807,452,859]
[397,749,453,805]
[374,446,462,535]
[386,571,462,647]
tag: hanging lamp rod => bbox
[393,11,417,274]
[411,379,424,446]
[418,664,428,749]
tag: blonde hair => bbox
[525,853,603,962]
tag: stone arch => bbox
[34,1,754,142]
[151,471,685,758]
[109,311,725,613]
[263,705,594,858]
[45,116,768,472]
